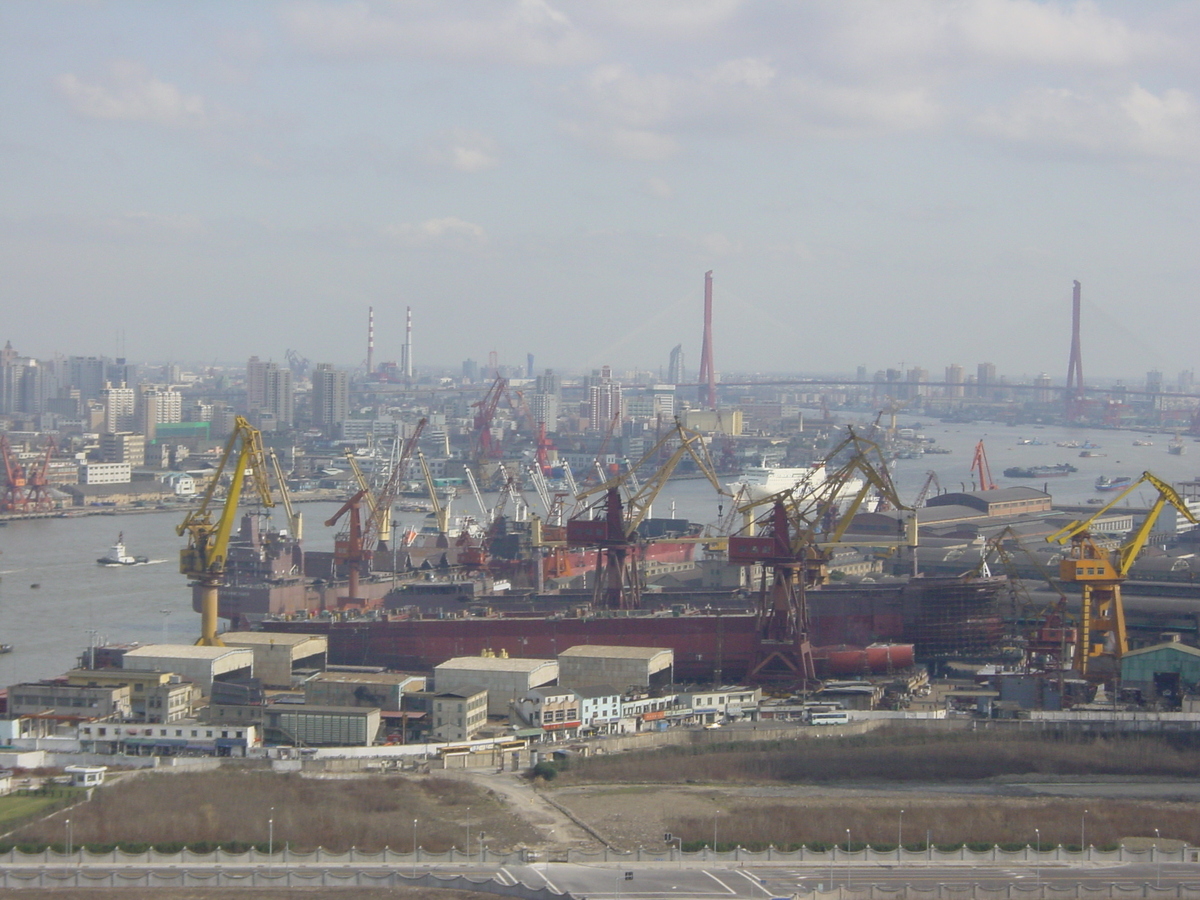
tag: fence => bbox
[0,842,1191,868]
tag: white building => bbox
[571,685,623,733]
[79,462,132,485]
[159,472,196,496]
[121,644,253,696]
[676,686,763,724]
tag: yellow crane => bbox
[1046,471,1197,677]
[177,416,273,646]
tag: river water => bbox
[0,416,1195,684]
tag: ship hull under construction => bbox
[260,575,1007,681]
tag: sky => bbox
[2,1,1199,383]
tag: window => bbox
[98,728,106,736]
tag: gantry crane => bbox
[567,421,729,610]
[1046,471,1198,678]
[971,439,997,491]
[0,435,56,512]
[178,416,274,646]
[728,428,913,682]
[0,435,28,512]
[344,420,425,553]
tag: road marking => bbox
[732,869,772,897]
[702,870,738,895]
[496,868,514,885]
[530,865,560,893]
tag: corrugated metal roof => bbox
[559,645,673,660]
[434,657,556,672]
[123,644,252,661]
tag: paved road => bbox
[15,861,1200,898]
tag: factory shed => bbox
[926,488,1051,517]
[305,671,425,710]
[219,633,328,689]
[121,645,253,696]
[434,657,557,716]
[1121,637,1200,704]
[558,645,673,690]
[262,705,381,747]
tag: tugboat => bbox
[97,533,149,567]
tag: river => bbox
[0,416,1195,684]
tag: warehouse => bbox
[305,671,425,709]
[1121,637,1200,706]
[219,632,328,689]
[262,705,381,747]
[557,645,673,691]
[434,656,557,716]
[121,645,253,696]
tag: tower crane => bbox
[178,416,274,646]
[912,470,941,508]
[567,421,729,610]
[1046,471,1198,678]
[23,438,56,512]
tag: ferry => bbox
[96,533,149,567]
[728,461,865,503]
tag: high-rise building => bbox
[138,387,182,439]
[944,364,964,398]
[535,369,561,397]
[667,344,685,384]
[311,364,348,435]
[101,383,137,433]
[529,393,559,429]
[263,366,294,427]
[246,356,268,411]
[462,359,480,383]
[67,356,106,401]
[588,382,622,431]
[1146,370,1164,394]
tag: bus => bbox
[808,710,850,726]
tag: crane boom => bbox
[177,416,274,645]
[268,450,303,541]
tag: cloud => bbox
[644,177,673,199]
[422,129,500,173]
[816,0,1158,75]
[978,83,1200,161]
[581,0,745,38]
[384,216,489,247]
[56,61,214,128]
[280,0,599,66]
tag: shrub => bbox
[118,843,150,854]
[152,842,186,854]
[532,761,558,781]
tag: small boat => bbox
[1169,435,1186,456]
[1133,439,1154,447]
[1003,464,1077,478]
[97,533,149,567]
[1079,451,1106,458]
[1095,475,1133,492]
[0,645,13,654]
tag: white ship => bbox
[96,533,149,567]
[727,461,865,504]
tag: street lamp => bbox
[268,807,274,862]
[845,829,852,889]
[1034,828,1041,890]
[1080,808,1088,854]
[1155,828,1162,888]
[412,818,418,877]
[466,807,470,864]
[898,809,905,864]
[65,817,72,859]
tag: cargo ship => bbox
[1095,475,1133,492]
[258,575,1008,682]
[1003,464,1077,479]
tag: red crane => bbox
[971,440,997,491]
[0,435,29,512]
[23,437,56,512]
[472,375,507,463]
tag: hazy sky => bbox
[2,1,1199,382]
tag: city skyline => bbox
[3,3,1200,376]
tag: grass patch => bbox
[556,729,1200,786]
[0,788,84,831]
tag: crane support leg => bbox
[197,579,225,647]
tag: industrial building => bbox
[262,705,380,747]
[304,671,425,709]
[65,669,198,723]
[120,644,254,696]
[433,656,557,716]
[219,632,328,689]
[557,645,673,690]
[1121,637,1200,705]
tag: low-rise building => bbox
[434,656,557,717]
[675,686,762,724]
[64,669,197,722]
[7,682,132,721]
[78,719,258,756]
[120,644,253,696]
[514,687,581,739]
[572,684,623,733]
[430,687,488,742]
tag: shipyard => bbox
[7,2,1200,897]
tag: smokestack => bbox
[367,306,375,377]
[697,270,716,409]
[404,306,413,380]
